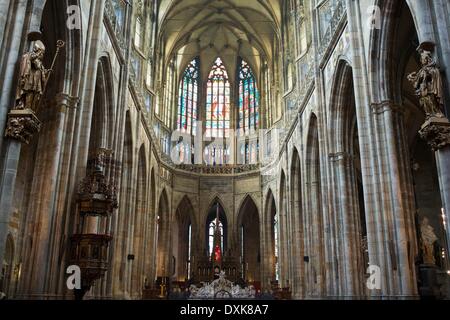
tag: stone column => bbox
[329,152,362,298]
[0,141,22,276]
[260,192,274,293]
[0,0,12,50]
[418,118,450,258]
[0,0,28,153]
[15,93,78,298]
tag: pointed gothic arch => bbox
[205,199,228,257]
[290,147,305,297]
[156,189,170,278]
[237,195,260,283]
[305,113,325,297]
[172,195,196,280]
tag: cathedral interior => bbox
[0,0,450,300]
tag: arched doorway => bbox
[205,201,227,259]
[156,189,170,281]
[172,196,195,281]
[237,196,260,284]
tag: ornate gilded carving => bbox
[78,164,118,213]
[70,150,118,299]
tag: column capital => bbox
[419,117,450,151]
[54,93,79,109]
[371,100,404,115]
[329,152,353,166]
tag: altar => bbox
[188,271,256,299]
[194,254,240,283]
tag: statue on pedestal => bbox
[5,39,64,144]
[420,217,438,265]
[407,42,450,151]
[407,45,445,120]
[15,40,50,112]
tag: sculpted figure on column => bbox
[407,48,445,120]
[15,40,50,112]
[420,217,438,265]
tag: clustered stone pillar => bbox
[408,41,450,297]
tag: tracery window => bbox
[208,219,224,256]
[238,58,259,135]
[164,59,176,128]
[206,58,230,139]
[237,58,259,164]
[177,58,199,136]
[274,213,280,281]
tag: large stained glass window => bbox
[206,58,230,138]
[237,58,259,164]
[177,58,199,135]
[238,58,259,135]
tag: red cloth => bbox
[214,245,222,262]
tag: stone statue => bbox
[15,40,51,112]
[420,217,438,265]
[408,48,445,120]
[5,39,64,144]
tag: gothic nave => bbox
[0,0,450,301]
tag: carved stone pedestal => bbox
[419,117,450,151]
[418,264,440,299]
[4,109,41,144]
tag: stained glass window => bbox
[164,60,176,128]
[206,58,230,139]
[241,225,245,278]
[177,58,199,135]
[238,58,259,135]
[274,213,279,281]
[187,224,192,278]
[209,219,223,256]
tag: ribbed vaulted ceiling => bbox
[158,0,281,80]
